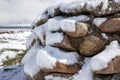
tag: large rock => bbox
[95,56,120,74]
[65,22,89,38]
[108,34,120,43]
[28,72,72,80]
[41,62,81,74]
[94,74,112,80]
[79,35,106,56]
[68,36,83,50]
[99,18,120,33]
[27,62,81,80]
[53,35,76,51]
[32,1,120,29]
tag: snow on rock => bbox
[93,18,107,27]
[33,15,89,45]
[23,0,120,80]
[24,55,40,77]
[72,41,120,80]
[90,41,120,71]
[33,16,89,46]
[22,43,39,64]
[61,20,76,32]
[22,43,40,76]
[23,45,79,76]
[59,0,108,13]
[45,32,64,46]
[32,0,118,28]
[113,0,120,4]
[101,33,108,40]
[33,25,45,45]
[45,75,68,80]
[46,15,89,32]
[46,18,61,32]
[26,33,37,49]
[36,46,79,69]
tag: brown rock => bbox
[65,22,88,37]
[27,62,81,80]
[95,56,120,74]
[27,71,72,80]
[108,34,120,43]
[99,18,120,33]
[94,74,112,80]
[32,1,120,29]
[79,35,106,56]
[112,74,120,80]
[27,39,36,50]
[36,19,47,27]
[53,35,76,51]
[42,62,81,74]
[68,36,83,50]
[27,71,47,80]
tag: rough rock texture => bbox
[95,56,120,74]
[41,62,81,74]
[27,72,73,80]
[53,35,76,51]
[65,22,89,37]
[32,1,120,28]
[94,74,112,80]
[99,18,120,32]
[79,35,106,56]
[24,0,120,80]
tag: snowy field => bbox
[0,29,31,80]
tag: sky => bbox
[0,0,58,25]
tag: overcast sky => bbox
[0,0,58,25]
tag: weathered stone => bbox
[27,71,47,80]
[108,34,120,43]
[65,22,88,38]
[95,56,120,74]
[94,74,112,80]
[99,18,120,33]
[112,74,120,80]
[79,35,106,56]
[28,72,72,80]
[42,62,81,74]
[27,39,36,50]
[32,1,120,29]
[67,36,83,50]
[53,35,76,51]
[27,62,81,80]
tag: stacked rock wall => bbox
[23,0,120,80]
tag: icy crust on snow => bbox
[93,18,107,27]
[23,44,79,76]
[72,41,120,80]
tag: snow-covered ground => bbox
[0,29,31,80]
[0,29,31,66]
[0,65,27,80]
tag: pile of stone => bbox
[23,0,120,80]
